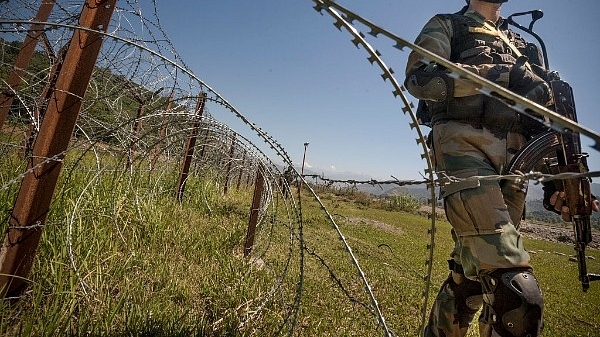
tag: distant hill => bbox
[358,181,600,220]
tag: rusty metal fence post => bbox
[0,0,56,128]
[244,165,264,257]
[236,152,246,190]
[223,134,236,194]
[126,101,145,170]
[151,92,173,170]
[175,92,206,202]
[0,0,118,298]
[23,46,68,157]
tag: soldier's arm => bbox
[405,16,510,101]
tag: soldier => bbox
[404,0,584,336]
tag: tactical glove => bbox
[508,56,552,105]
[542,183,561,215]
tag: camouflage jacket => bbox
[405,8,545,131]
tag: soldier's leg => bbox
[447,182,544,337]
[422,260,483,337]
[478,267,544,336]
[431,122,533,275]
[472,164,543,336]
[444,177,544,335]
[429,122,542,336]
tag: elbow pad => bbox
[405,67,454,102]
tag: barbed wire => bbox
[0,1,423,335]
[439,170,600,185]
[304,170,600,189]
[303,174,428,187]
[1,1,598,336]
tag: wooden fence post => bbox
[0,0,117,298]
[244,166,264,257]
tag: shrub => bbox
[386,194,419,213]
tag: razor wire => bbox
[312,0,600,152]
[310,1,437,332]
[0,0,307,333]
[0,1,431,335]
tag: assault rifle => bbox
[550,80,598,292]
[506,11,599,291]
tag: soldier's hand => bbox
[508,56,552,105]
[549,191,600,222]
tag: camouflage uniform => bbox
[405,7,547,337]
[427,121,531,336]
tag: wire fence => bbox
[1,1,599,336]
[0,0,311,334]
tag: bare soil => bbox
[519,220,600,250]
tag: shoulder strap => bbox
[481,21,532,70]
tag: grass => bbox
[0,148,599,336]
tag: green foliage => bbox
[314,186,421,214]
[1,38,52,124]
[528,210,600,229]
[0,152,267,336]
[1,39,190,148]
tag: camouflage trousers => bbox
[423,121,535,337]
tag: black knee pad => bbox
[480,268,544,336]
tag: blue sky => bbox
[151,0,599,181]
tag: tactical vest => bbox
[420,13,543,133]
